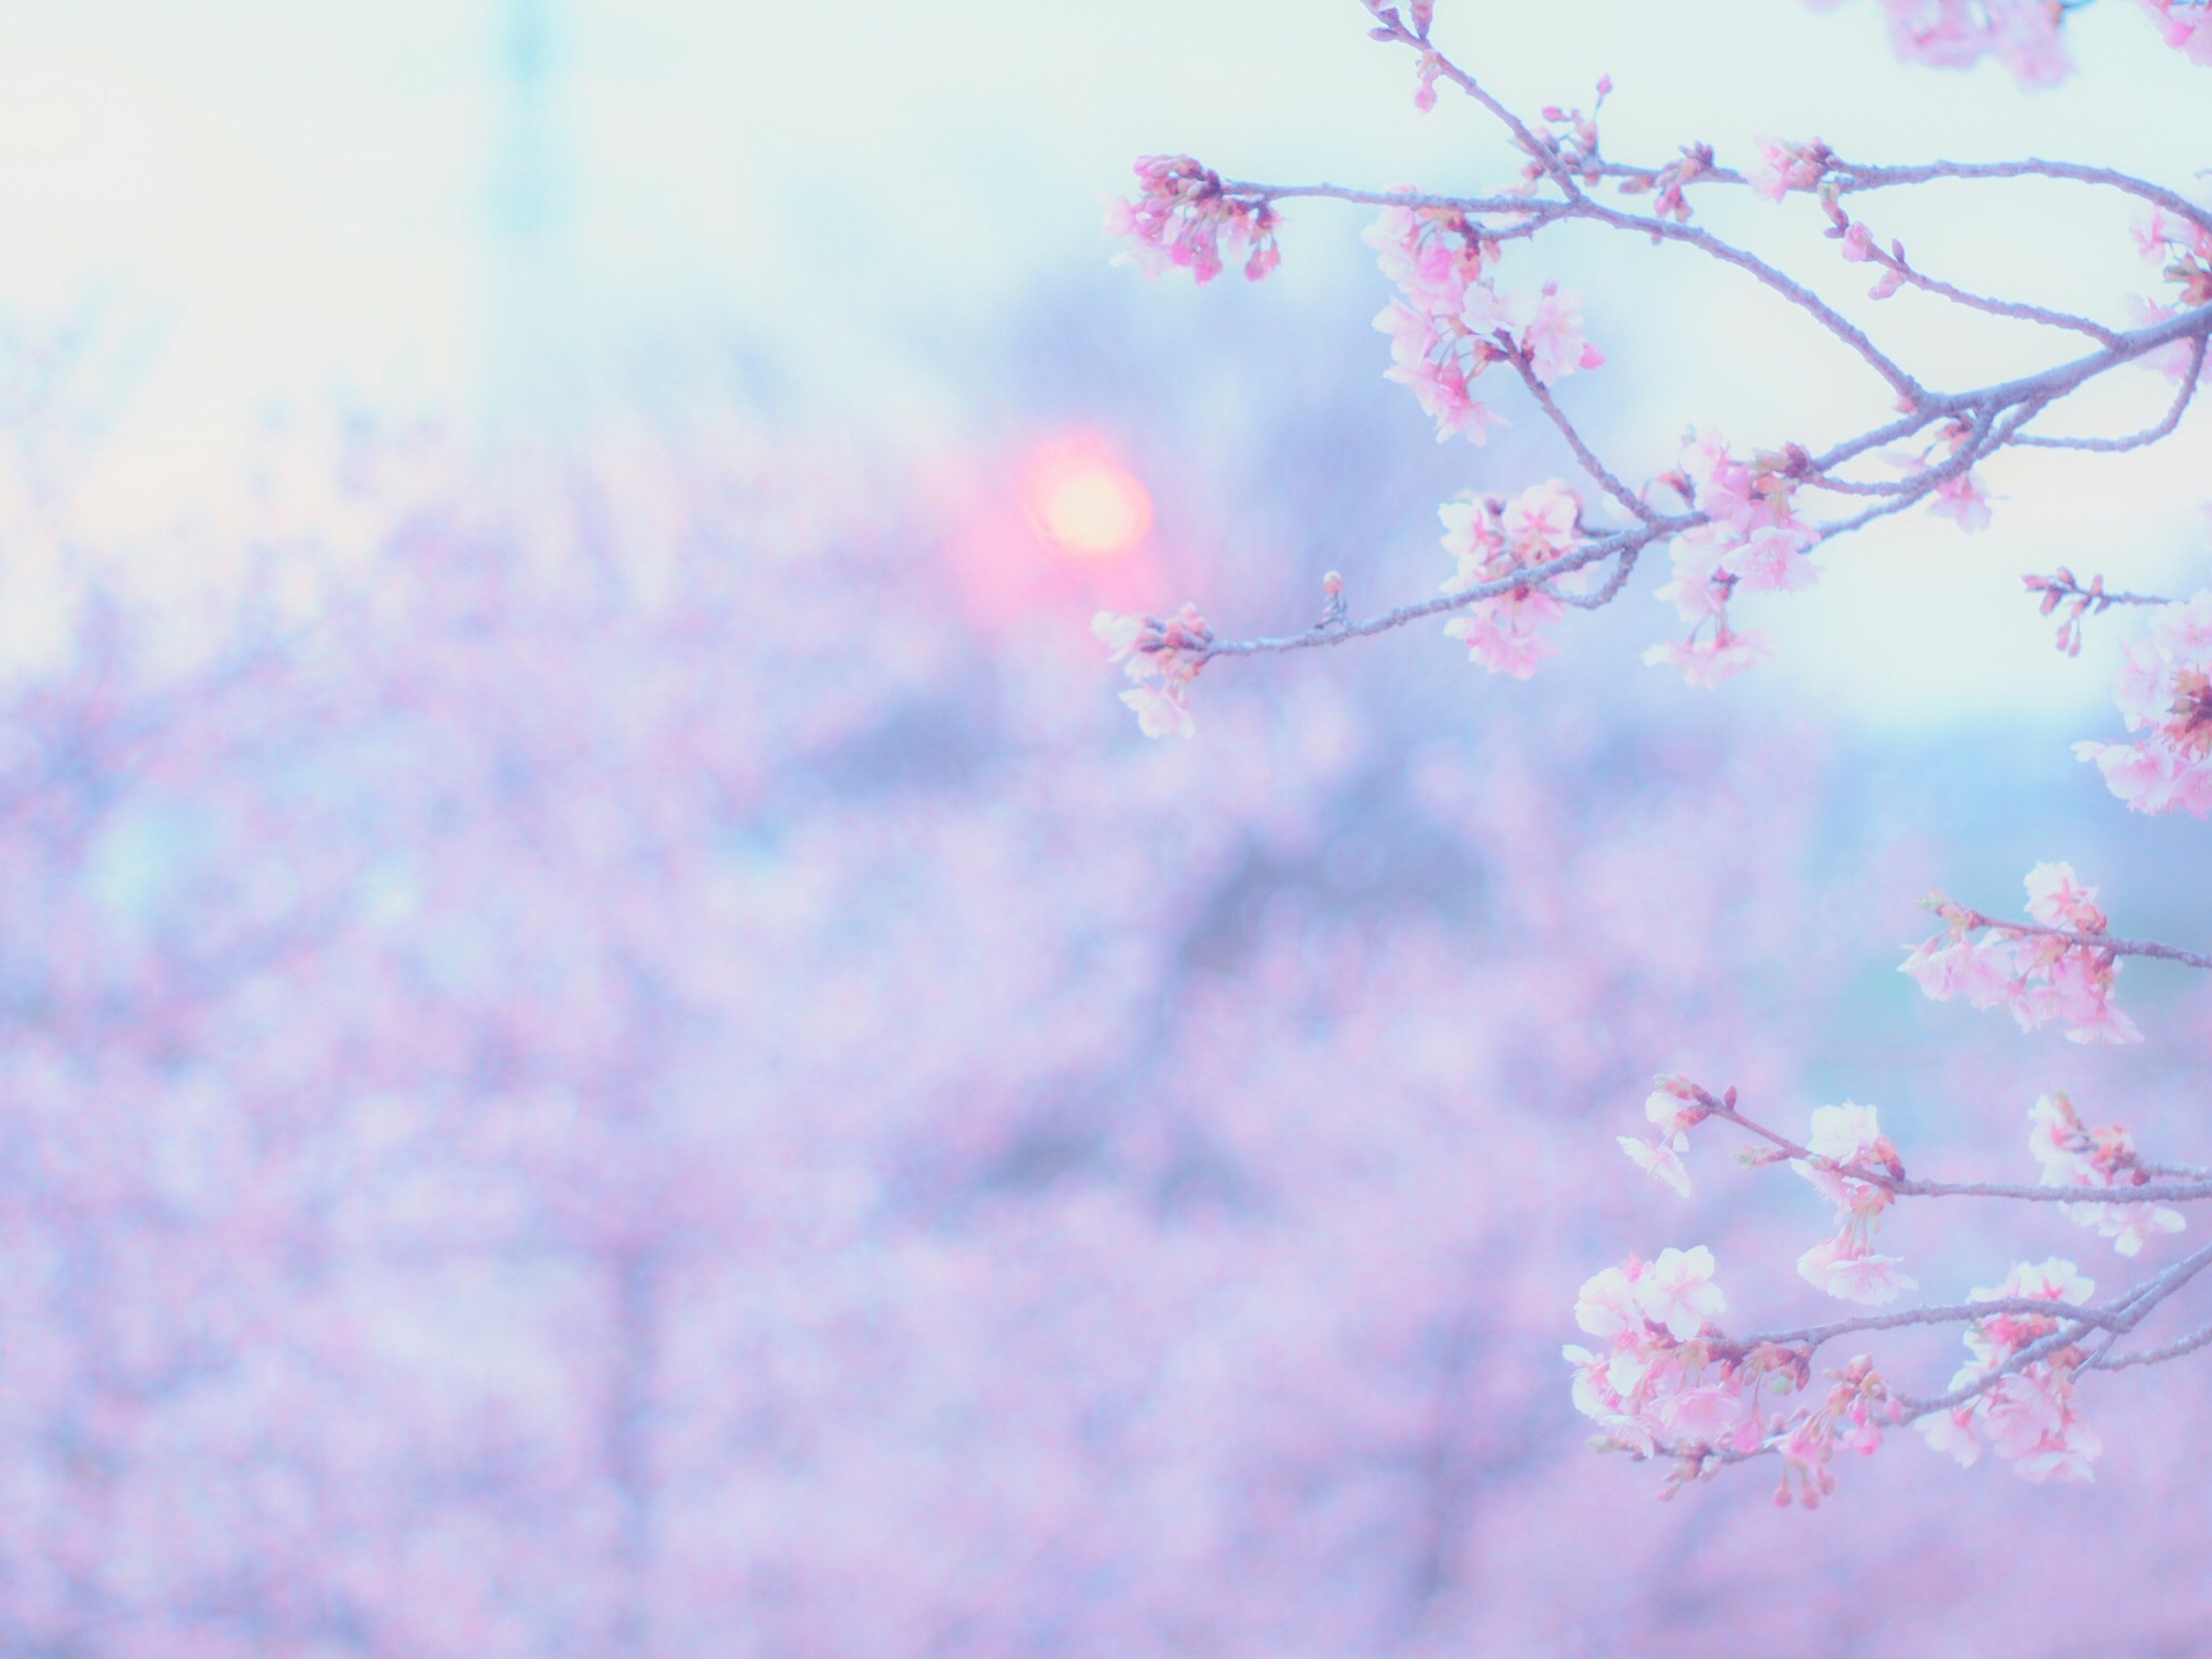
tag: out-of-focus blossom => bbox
[1917,1258,2103,1482]
[1842,0,2076,86]
[1645,432,1813,683]
[1638,1245,1729,1340]
[2076,590,2212,816]
[2027,1092,2187,1256]
[1620,1135,1693,1196]
[1366,204,1600,442]
[1094,602,1213,738]
[1107,156,1281,285]
[2140,0,2212,63]
[1791,1103,1914,1304]
[1745,137,1831,202]
[1901,865,2142,1043]
[1438,480,1586,677]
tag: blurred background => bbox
[0,1,2207,1654]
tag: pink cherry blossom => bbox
[1437,480,1585,676]
[1119,683,1195,738]
[1518,285,1605,384]
[1901,1259,2107,1480]
[1745,137,1830,202]
[1902,870,2141,1043]
[1636,1245,1727,1340]
[1645,1083,1707,1139]
[1972,1256,2096,1312]
[1574,1263,1648,1338]
[1916,1404,1983,1467]
[1412,48,1444,111]
[1927,469,1993,531]
[2141,0,2212,62]
[1107,156,1281,286]
[1862,0,2075,86]
[2022,861,2107,931]
[1796,1236,1918,1305]
[1645,433,1816,681]
[2077,592,2212,815]
[1619,1134,1692,1196]
[1641,628,1775,688]
[2027,1092,2188,1256]
[1729,525,1821,594]
[1093,603,1213,738]
[1805,1101,1888,1166]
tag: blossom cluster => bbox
[1791,1102,1918,1305]
[1745,137,1833,204]
[1916,1259,2103,1481]
[1093,603,1213,738]
[1813,0,2070,86]
[2140,0,2212,64]
[1888,0,2071,84]
[1104,156,1280,286]
[2128,206,2212,383]
[1617,1077,1706,1196]
[1899,861,2141,1043]
[1822,0,2212,81]
[2026,566,2136,657]
[1894,418,1993,530]
[1566,1248,1773,1455]
[2075,590,2212,816]
[1365,202,1601,444]
[1644,431,1814,687]
[1566,1248,1894,1505]
[2028,1091,2187,1257]
[1436,479,1586,678]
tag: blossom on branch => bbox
[1790,1102,1918,1305]
[1745,137,1832,203]
[1366,203,1600,442]
[1918,1258,2102,1482]
[1437,479,1585,677]
[2140,0,2212,63]
[1566,1249,1895,1504]
[1640,628,1774,687]
[1849,0,2075,86]
[1619,1077,1710,1196]
[2027,1092,2187,1256]
[1645,431,1813,685]
[1093,604,1213,738]
[1900,863,2142,1044]
[2075,590,2212,816]
[1105,156,1281,285]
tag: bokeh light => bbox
[1025,440,1153,558]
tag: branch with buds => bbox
[1096,2,2210,717]
[1590,1074,2212,1505]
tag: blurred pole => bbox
[482,0,586,459]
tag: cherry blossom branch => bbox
[1893,1238,2212,1416]
[1500,344,1657,524]
[1105,6,2212,703]
[1174,522,1673,660]
[1589,152,2212,242]
[2090,1318,2212,1371]
[1584,1074,2212,1493]
[2012,334,2207,449]
[1852,234,2124,346]
[1699,1093,2212,1209]
[1830,157,2212,239]
[1934,906,2212,974]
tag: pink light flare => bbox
[1023,438,1154,559]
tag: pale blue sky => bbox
[0,0,2203,719]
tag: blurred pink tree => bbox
[0,3,2207,1656]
